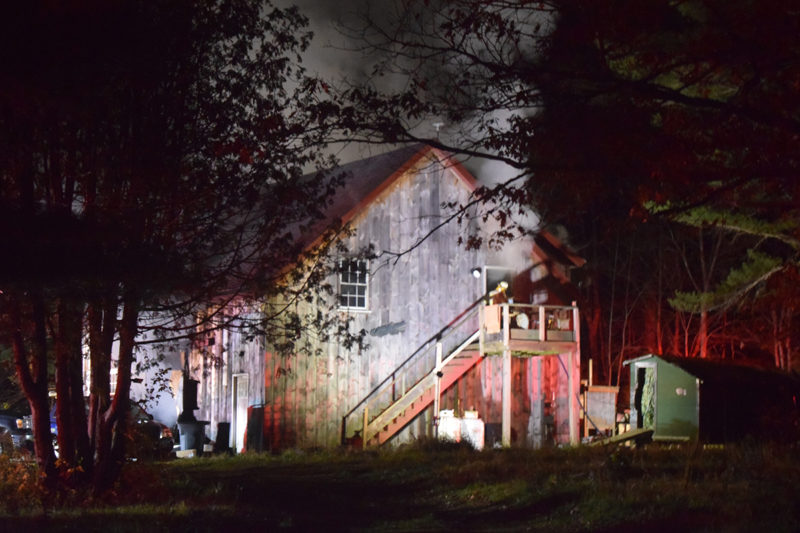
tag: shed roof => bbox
[625,354,800,389]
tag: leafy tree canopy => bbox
[0,0,342,492]
[340,0,799,224]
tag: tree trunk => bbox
[87,295,116,461]
[53,298,92,473]
[92,293,138,493]
[583,281,604,381]
[605,234,620,385]
[54,300,78,465]
[699,309,709,359]
[656,232,664,355]
[10,295,56,483]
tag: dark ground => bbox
[1,441,799,532]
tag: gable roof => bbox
[323,144,477,227]
[299,144,584,274]
[299,144,478,251]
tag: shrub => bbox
[0,454,43,515]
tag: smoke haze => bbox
[275,0,541,268]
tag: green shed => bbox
[624,354,800,443]
[624,354,700,441]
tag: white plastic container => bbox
[461,417,485,450]
[438,410,461,442]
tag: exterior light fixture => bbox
[471,267,482,279]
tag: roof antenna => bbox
[432,122,444,138]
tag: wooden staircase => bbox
[341,300,486,448]
[364,333,482,446]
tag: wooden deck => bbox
[480,337,578,356]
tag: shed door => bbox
[633,366,656,429]
[232,374,249,453]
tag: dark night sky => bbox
[273,0,526,182]
[273,0,448,164]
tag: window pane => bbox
[339,258,368,309]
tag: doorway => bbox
[633,366,656,429]
[231,373,249,453]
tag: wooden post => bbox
[433,341,443,438]
[571,303,581,446]
[362,404,369,450]
[502,304,511,447]
[568,349,577,446]
[572,303,580,346]
[539,305,546,341]
[583,359,592,439]
[534,357,543,448]
[478,304,485,357]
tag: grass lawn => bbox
[1,441,800,532]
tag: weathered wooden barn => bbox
[186,145,585,452]
[625,354,800,443]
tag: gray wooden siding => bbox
[260,155,488,449]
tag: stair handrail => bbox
[341,285,504,445]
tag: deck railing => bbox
[482,303,579,345]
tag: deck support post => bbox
[568,349,577,446]
[502,304,511,447]
[570,304,580,446]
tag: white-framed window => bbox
[339,258,369,310]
